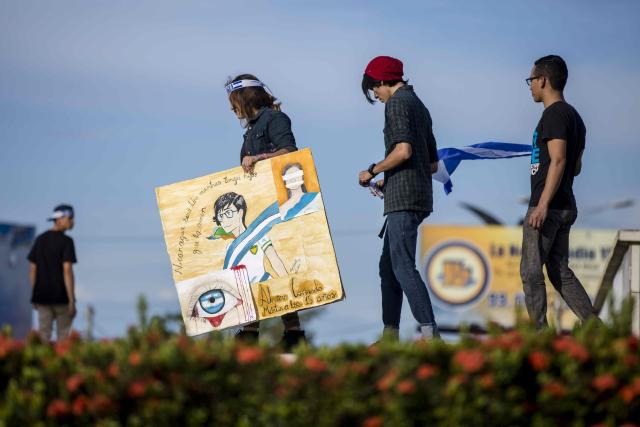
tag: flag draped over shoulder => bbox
[432,142,532,194]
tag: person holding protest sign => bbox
[225,74,306,350]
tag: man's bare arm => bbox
[29,262,36,289]
[359,142,412,186]
[537,139,567,208]
[430,161,438,174]
[63,262,77,317]
[528,139,567,229]
[372,142,412,175]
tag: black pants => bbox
[520,207,595,329]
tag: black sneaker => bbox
[235,329,259,344]
[281,330,306,352]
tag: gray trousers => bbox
[36,304,73,342]
[520,207,595,329]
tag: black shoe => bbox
[281,330,307,352]
[235,329,259,345]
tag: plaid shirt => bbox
[382,85,438,215]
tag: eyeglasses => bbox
[525,76,542,87]
[216,208,238,221]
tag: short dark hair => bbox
[534,55,568,91]
[213,192,247,226]
[361,74,408,104]
[226,74,280,120]
[54,204,74,213]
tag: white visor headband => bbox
[48,209,74,221]
[283,170,304,189]
[225,79,273,95]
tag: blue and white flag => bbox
[433,142,532,194]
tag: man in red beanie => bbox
[358,55,440,340]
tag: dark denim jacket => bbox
[240,107,297,163]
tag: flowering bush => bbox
[1,314,639,426]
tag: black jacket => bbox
[240,107,297,163]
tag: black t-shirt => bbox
[529,101,586,210]
[27,230,77,304]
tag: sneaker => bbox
[235,329,259,345]
[281,330,306,352]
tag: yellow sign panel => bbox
[418,225,615,329]
[156,149,344,336]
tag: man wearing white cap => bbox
[27,204,77,341]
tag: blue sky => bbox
[1,0,639,344]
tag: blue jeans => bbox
[379,211,438,330]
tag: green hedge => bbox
[1,312,639,427]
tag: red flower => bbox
[454,349,486,373]
[479,373,494,389]
[363,416,384,427]
[499,330,523,351]
[416,363,437,380]
[72,395,89,416]
[396,380,416,395]
[528,351,551,371]
[107,363,119,378]
[177,335,190,351]
[0,337,24,358]
[236,347,263,365]
[633,377,640,393]
[628,336,639,352]
[449,374,467,386]
[128,381,146,398]
[553,336,589,362]
[376,369,398,391]
[620,386,636,403]
[592,374,618,392]
[304,356,327,373]
[89,394,113,413]
[46,399,70,418]
[54,340,73,357]
[543,381,567,397]
[66,373,84,393]
[129,351,142,366]
[350,361,368,375]
[624,354,639,367]
[367,345,380,357]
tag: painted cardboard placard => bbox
[156,148,344,336]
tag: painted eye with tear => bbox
[188,282,243,328]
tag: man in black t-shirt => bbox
[28,204,77,341]
[520,55,596,329]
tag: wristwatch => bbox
[367,163,377,177]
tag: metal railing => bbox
[594,230,640,335]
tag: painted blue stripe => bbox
[283,192,318,221]
[223,202,281,268]
[258,272,271,282]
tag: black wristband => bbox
[368,163,377,177]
